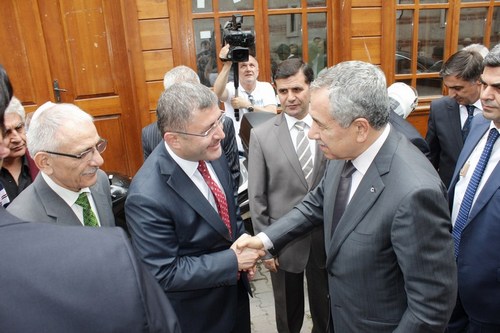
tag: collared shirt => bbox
[258,124,392,250]
[41,172,101,226]
[165,142,225,212]
[283,112,317,164]
[0,155,33,202]
[459,101,482,128]
[451,122,500,226]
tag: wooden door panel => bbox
[1,0,143,175]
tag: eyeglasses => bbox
[43,138,107,160]
[4,122,25,137]
[168,113,225,138]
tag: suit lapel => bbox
[160,149,233,241]
[448,101,464,151]
[326,130,397,266]
[34,175,81,225]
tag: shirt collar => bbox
[41,172,91,206]
[284,113,313,131]
[352,124,391,176]
[164,142,199,178]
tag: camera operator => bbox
[214,44,277,153]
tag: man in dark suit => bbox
[7,102,115,227]
[142,65,240,187]
[248,59,329,333]
[0,64,180,333]
[426,49,484,187]
[448,44,500,332]
[126,82,263,333]
[236,61,457,332]
[388,109,430,158]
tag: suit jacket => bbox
[0,207,180,333]
[7,169,115,227]
[263,128,457,332]
[448,115,500,331]
[125,143,249,333]
[141,118,240,188]
[426,96,464,187]
[248,113,326,273]
[388,109,431,159]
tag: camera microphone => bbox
[235,108,239,121]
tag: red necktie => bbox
[198,161,232,237]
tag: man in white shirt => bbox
[214,44,277,153]
[236,61,457,332]
[447,43,500,333]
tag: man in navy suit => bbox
[448,44,500,332]
[426,49,484,187]
[0,65,180,333]
[126,82,263,333]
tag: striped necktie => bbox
[462,105,475,142]
[453,128,499,257]
[294,121,314,186]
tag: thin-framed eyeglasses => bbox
[43,138,107,160]
[168,113,225,138]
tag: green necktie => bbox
[75,192,99,227]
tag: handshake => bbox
[230,234,269,279]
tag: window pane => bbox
[269,14,302,80]
[419,0,447,4]
[192,0,213,13]
[396,9,414,74]
[491,7,500,48]
[417,77,442,96]
[307,0,326,7]
[268,1,300,9]
[458,7,487,49]
[420,9,446,73]
[193,19,217,87]
[220,0,254,11]
[308,13,327,78]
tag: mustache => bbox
[82,167,99,176]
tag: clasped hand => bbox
[230,234,266,279]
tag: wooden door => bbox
[0,0,142,176]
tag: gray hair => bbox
[163,65,200,90]
[483,44,500,68]
[310,61,389,129]
[440,50,484,82]
[5,96,25,121]
[157,82,218,135]
[462,43,489,58]
[27,103,93,155]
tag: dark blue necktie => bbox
[453,128,499,257]
[331,161,356,237]
[461,105,475,142]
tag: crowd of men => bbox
[1,41,500,332]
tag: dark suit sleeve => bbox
[222,118,240,189]
[425,102,441,170]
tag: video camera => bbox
[222,14,255,62]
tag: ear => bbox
[164,132,181,149]
[34,152,54,175]
[352,118,370,143]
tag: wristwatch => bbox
[247,105,254,112]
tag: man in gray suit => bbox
[248,58,328,333]
[8,103,115,227]
[237,61,457,332]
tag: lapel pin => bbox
[370,187,376,193]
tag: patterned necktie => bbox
[0,182,10,207]
[453,128,499,257]
[294,121,314,186]
[462,105,475,142]
[75,192,99,227]
[331,161,356,237]
[198,161,232,237]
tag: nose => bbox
[447,88,457,98]
[90,149,104,166]
[308,122,319,140]
[481,84,494,100]
[214,123,226,140]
